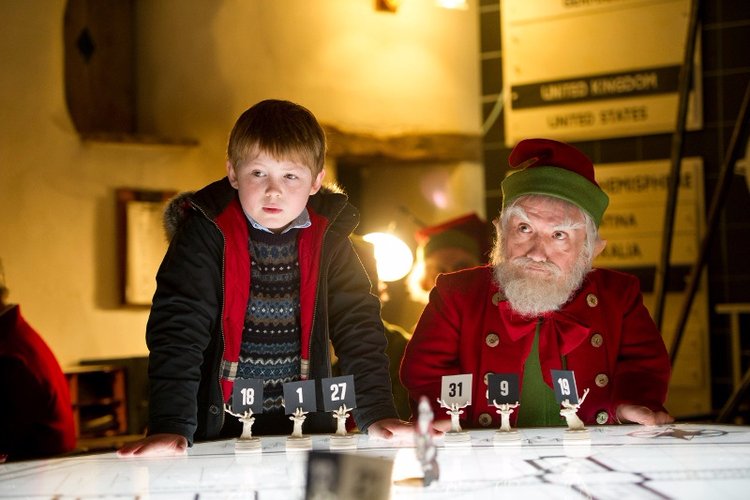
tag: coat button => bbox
[590,333,604,347]
[478,412,493,427]
[486,332,500,347]
[586,293,599,307]
[596,411,609,424]
[595,373,609,387]
[492,292,504,306]
[209,404,220,415]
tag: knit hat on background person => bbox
[501,138,610,227]
[415,213,491,262]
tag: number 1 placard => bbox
[551,369,580,405]
[440,374,473,407]
[321,375,357,412]
[283,380,317,414]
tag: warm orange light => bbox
[375,0,402,13]
[362,232,414,282]
[436,0,468,10]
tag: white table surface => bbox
[2,424,750,499]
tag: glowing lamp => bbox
[362,232,414,282]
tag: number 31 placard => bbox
[440,374,473,407]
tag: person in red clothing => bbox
[406,213,492,305]
[0,264,76,462]
[401,138,674,431]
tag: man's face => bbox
[495,196,593,316]
[227,151,324,233]
[504,197,588,278]
[420,247,480,293]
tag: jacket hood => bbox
[163,191,195,241]
[162,178,353,240]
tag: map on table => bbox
[1,424,749,499]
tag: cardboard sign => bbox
[440,374,473,407]
[321,375,357,412]
[487,373,520,405]
[283,380,317,414]
[232,378,264,414]
[551,369,580,405]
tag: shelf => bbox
[65,364,128,439]
[81,132,199,147]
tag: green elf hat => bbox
[501,138,610,227]
[415,213,491,261]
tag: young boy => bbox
[119,100,409,456]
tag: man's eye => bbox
[552,231,567,240]
[285,174,298,180]
[518,223,531,233]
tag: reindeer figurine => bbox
[491,400,520,433]
[437,398,470,434]
[560,388,590,432]
[223,404,256,440]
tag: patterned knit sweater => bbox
[238,226,301,414]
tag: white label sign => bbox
[502,0,701,144]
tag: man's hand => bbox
[616,404,674,426]
[366,418,414,439]
[431,419,452,434]
[117,433,188,457]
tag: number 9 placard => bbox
[321,375,357,412]
[487,373,519,405]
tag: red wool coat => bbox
[400,266,671,428]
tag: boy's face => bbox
[227,151,325,233]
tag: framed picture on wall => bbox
[116,188,176,306]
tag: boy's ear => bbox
[226,161,239,189]
[310,169,325,195]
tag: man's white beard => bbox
[494,254,591,318]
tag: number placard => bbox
[232,378,264,414]
[551,369,580,405]
[283,380,317,414]
[487,373,519,405]
[321,375,357,412]
[440,374,473,407]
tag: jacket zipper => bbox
[307,202,349,378]
[193,202,226,430]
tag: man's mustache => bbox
[509,257,562,276]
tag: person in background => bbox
[0,260,76,462]
[118,99,409,457]
[348,236,412,420]
[407,213,491,305]
[401,138,673,431]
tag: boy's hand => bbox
[616,404,674,426]
[366,418,414,439]
[117,433,188,457]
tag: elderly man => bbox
[400,138,673,430]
